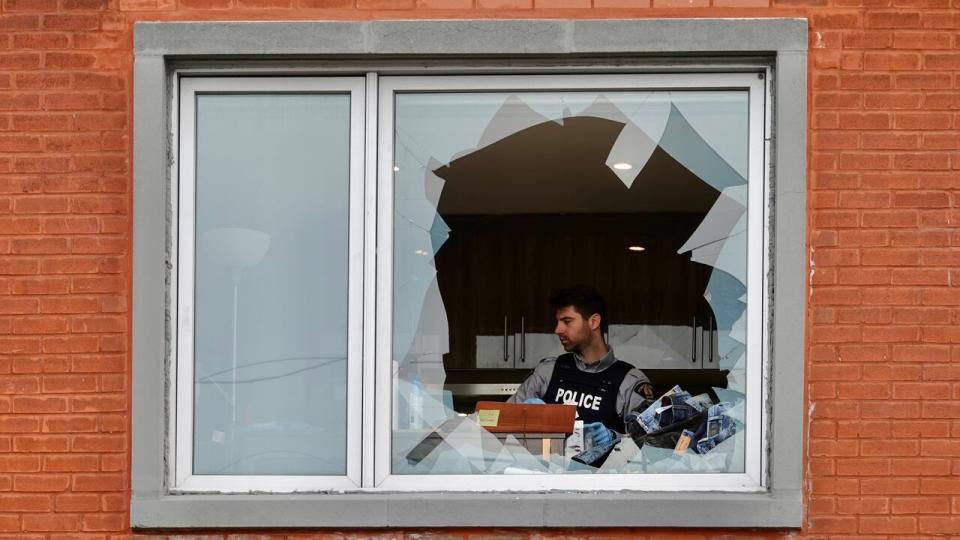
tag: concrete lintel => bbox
[134,19,807,58]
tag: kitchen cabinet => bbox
[435,213,718,371]
[475,330,564,370]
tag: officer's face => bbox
[554,306,598,353]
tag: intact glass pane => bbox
[193,94,350,476]
[391,90,750,475]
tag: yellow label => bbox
[478,409,500,427]
[674,433,692,456]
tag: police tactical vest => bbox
[542,353,633,433]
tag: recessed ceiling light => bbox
[628,245,645,252]
[393,166,400,172]
[414,249,429,256]
[612,162,633,170]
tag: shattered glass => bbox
[392,89,751,475]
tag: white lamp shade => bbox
[201,227,271,269]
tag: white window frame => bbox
[172,72,768,493]
[172,76,367,493]
[373,73,769,492]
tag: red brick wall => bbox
[0,0,958,537]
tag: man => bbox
[508,285,654,448]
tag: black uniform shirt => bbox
[507,348,653,433]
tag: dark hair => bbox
[549,285,608,334]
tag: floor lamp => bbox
[202,226,270,473]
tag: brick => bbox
[860,516,917,534]
[11,113,72,131]
[836,497,890,514]
[862,402,922,419]
[11,277,70,295]
[919,516,960,534]
[862,478,920,495]
[815,92,862,109]
[891,458,952,476]
[414,0,473,5]
[72,473,123,491]
[896,73,953,89]
[54,493,99,512]
[70,354,123,373]
[13,475,70,492]
[812,12,860,28]
[866,11,920,28]
[62,0,110,8]
[837,230,888,247]
[813,325,861,343]
[41,415,97,433]
[891,268,949,285]
[894,113,952,130]
[0,455,40,472]
[840,73,892,90]
[42,217,100,234]
[812,288,862,305]
[69,395,124,412]
[0,416,39,432]
[838,307,893,324]
[863,326,920,342]
[891,496,950,514]
[12,359,69,378]
[41,14,99,30]
[838,382,891,399]
[922,132,960,149]
[81,513,125,531]
[839,191,890,208]
[838,268,890,285]
[863,52,921,70]
[21,513,79,532]
[42,335,98,353]
[809,516,858,533]
[42,375,98,393]
[70,275,122,293]
[840,153,891,170]
[921,478,960,494]
[861,133,918,150]
[0,494,51,512]
[862,365,922,383]
[39,296,99,314]
[13,196,69,214]
[814,210,858,228]
[922,289,960,305]
[894,31,953,49]
[921,401,960,418]
[13,396,66,413]
[12,435,68,452]
[838,112,890,130]
[837,458,891,476]
[862,439,919,457]
[43,454,98,472]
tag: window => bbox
[133,19,807,528]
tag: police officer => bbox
[508,285,654,448]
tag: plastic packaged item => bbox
[565,420,584,456]
[409,378,424,429]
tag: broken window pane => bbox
[392,89,750,475]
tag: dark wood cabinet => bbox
[434,213,714,369]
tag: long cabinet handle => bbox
[503,316,509,363]
[520,316,526,364]
[708,315,714,364]
[691,317,697,364]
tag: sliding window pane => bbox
[192,94,351,476]
[392,89,750,475]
